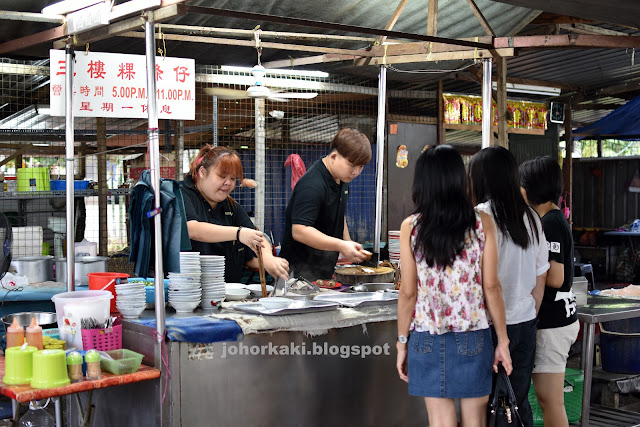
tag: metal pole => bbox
[145,12,165,371]
[64,45,75,292]
[254,98,266,232]
[213,95,218,147]
[374,66,386,263]
[482,58,492,149]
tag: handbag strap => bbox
[490,364,519,407]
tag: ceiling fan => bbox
[205,65,318,102]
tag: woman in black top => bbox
[520,156,579,427]
[181,145,289,283]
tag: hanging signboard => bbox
[49,49,195,120]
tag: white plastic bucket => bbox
[51,290,112,351]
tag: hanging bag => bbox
[488,364,524,427]
[559,192,571,220]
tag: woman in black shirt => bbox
[181,145,289,283]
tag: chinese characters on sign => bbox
[49,50,195,120]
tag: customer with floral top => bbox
[396,145,512,427]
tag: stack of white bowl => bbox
[200,255,226,309]
[388,230,401,264]
[115,282,146,318]
[168,252,202,313]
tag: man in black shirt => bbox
[280,128,372,281]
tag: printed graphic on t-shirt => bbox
[554,290,576,318]
[547,241,561,253]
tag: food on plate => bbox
[315,279,337,288]
[335,266,394,276]
[600,284,640,297]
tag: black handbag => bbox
[488,364,524,427]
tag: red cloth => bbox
[284,154,306,190]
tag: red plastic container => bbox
[87,272,130,313]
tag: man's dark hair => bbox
[330,128,372,166]
[519,156,564,205]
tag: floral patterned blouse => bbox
[410,211,490,334]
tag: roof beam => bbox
[464,0,495,37]
[0,0,188,54]
[54,4,185,48]
[493,34,640,49]
[0,11,64,24]
[264,37,496,68]
[426,0,438,36]
[559,23,628,36]
[184,6,492,49]
[120,31,376,56]
[353,48,515,66]
[378,0,410,45]
[158,24,375,43]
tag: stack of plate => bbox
[115,283,146,319]
[168,252,202,313]
[388,230,401,264]
[200,255,226,309]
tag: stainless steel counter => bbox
[79,307,427,426]
[577,296,640,426]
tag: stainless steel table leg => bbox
[54,396,62,427]
[11,400,19,426]
[581,322,596,426]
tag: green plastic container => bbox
[16,167,50,192]
[528,368,584,425]
[100,349,143,375]
[3,346,38,385]
[30,349,70,389]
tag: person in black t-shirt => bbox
[280,128,372,281]
[520,156,579,427]
[181,145,289,283]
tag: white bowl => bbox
[169,300,200,313]
[259,297,293,310]
[117,305,145,319]
[225,283,247,290]
[225,289,251,301]
[246,284,274,297]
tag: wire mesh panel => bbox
[0,56,441,277]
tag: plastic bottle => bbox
[6,318,24,349]
[18,400,55,427]
[25,318,43,350]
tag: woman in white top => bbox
[469,147,549,427]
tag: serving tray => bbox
[313,291,399,307]
[232,300,339,316]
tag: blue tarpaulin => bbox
[574,96,640,140]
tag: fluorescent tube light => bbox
[492,82,561,96]
[42,0,105,16]
[220,65,329,78]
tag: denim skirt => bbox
[408,328,493,398]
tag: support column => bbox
[496,57,508,148]
[97,117,107,256]
[374,66,387,262]
[255,98,266,232]
[481,58,492,149]
[437,80,444,145]
[176,120,184,180]
[563,104,573,225]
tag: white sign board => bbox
[49,50,195,120]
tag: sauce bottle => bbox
[25,318,43,350]
[6,318,24,348]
